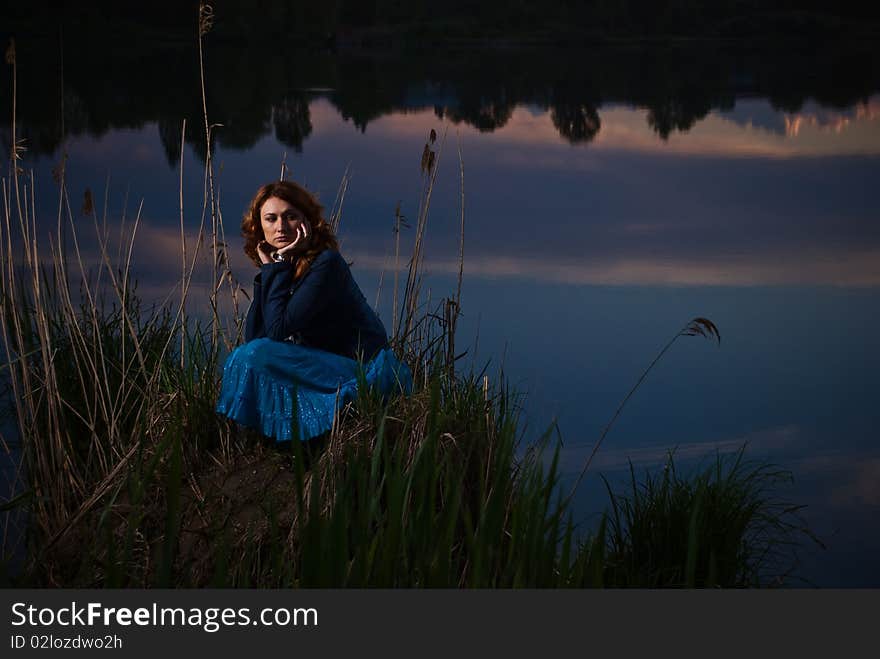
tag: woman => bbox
[216,180,412,443]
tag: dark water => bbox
[1,31,879,585]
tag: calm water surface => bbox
[2,36,879,585]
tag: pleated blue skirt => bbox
[216,338,413,442]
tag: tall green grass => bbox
[602,449,820,587]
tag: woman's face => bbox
[260,196,307,249]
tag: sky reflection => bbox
[48,95,857,289]
[352,95,880,156]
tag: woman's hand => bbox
[257,240,275,265]
[275,221,310,260]
[258,222,310,265]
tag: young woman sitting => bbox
[216,180,412,443]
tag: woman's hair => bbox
[242,180,339,279]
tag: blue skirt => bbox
[215,338,413,442]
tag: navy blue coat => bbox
[244,249,388,361]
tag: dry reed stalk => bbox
[31,176,87,510]
[329,164,351,235]
[374,253,386,312]
[197,2,223,347]
[84,191,149,377]
[94,190,144,446]
[49,194,111,450]
[61,210,117,477]
[44,195,104,476]
[441,132,467,376]
[455,131,465,311]
[93,213,169,465]
[2,182,69,532]
[0,185,26,410]
[564,317,721,507]
[195,6,239,352]
[112,185,127,276]
[7,39,25,224]
[0,182,34,514]
[40,440,142,558]
[400,127,447,354]
[391,201,406,342]
[218,199,244,346]
[155,6,233,364]
[50,177,171,513]
[179,119,187,368]
[95,176,112,295]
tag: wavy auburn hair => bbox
[242,180,339,279]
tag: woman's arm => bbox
[259,250,341,341]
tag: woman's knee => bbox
[236,338,275,369]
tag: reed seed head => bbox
[199,3,215,37]
[681,317,721,345]
[81,188,94,216]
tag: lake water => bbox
[1,33,879,586]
